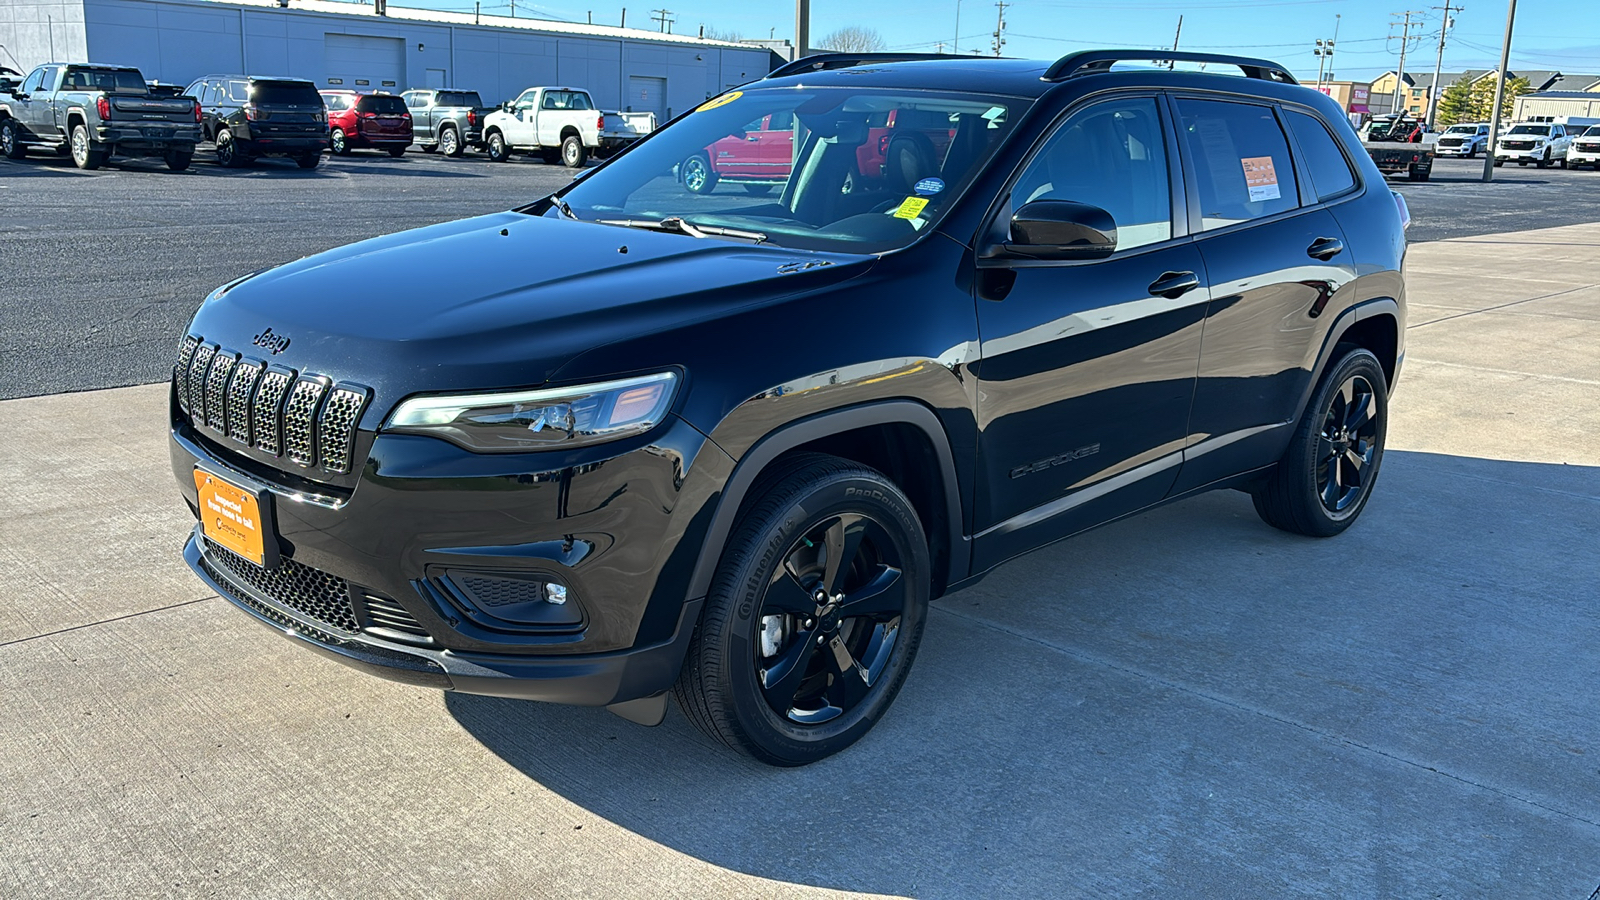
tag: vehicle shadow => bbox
[446,450,1600,897]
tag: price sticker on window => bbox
[1241,156,1281,202]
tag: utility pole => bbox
[1483,0,1517,181]
[1425,1,1461,127]
[795,0,810,57]
[1168,15,1182,68]
[992,1,1008,57]
[650,8,674,32]
[1389,10,1425,116]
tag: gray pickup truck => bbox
[402,88,492,157]
[0,63,201,170]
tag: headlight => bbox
[385,372,678,453]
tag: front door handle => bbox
[1148,270,1201,299]
[1307,237,1345,260]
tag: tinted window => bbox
[1586,127,1600,137]
[1014,97,1172,251]
[1507,124,1550,135]
[1286,110,1356,201]
[1177,98,1299,229]
[438,91,483,108]
[253,81,321,105]
[63,67,146,94]
[357,95,406,114]
[226,80,249,103]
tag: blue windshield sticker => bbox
[914,177,945,196]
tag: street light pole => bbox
[954,0,962,54]
[795,0,809,58]
[1482,0,1517,182]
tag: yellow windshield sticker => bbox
[893,197,929,219]
[697,91,743,112]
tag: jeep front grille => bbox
[175,333,370,476]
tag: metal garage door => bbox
[627,75,666,120]
[324,34,405,90]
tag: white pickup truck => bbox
[482,86,654,167]
[1494,121,1577,168]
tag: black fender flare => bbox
[684,400,968,603]
[1291,296,1401,424]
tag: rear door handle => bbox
[1307,237,1345,260]
[1148,271,1201,299]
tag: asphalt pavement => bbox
[5,150,1600,399]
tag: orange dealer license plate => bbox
[194,468,277,568]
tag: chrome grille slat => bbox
[178,334,372,476]
[283,378,328,467]
[226,360,264,444]
[204,352,237,433]
[187,344,218,423]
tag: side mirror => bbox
[994,200,1117,261]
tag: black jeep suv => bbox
[170,51,1407,765]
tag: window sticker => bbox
[893,197,929,219]
[1241,156,1281,202]
[913,176,945,195]
[696,90,742,112]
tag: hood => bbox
[188,210,871,418]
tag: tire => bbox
[560,134,587,168]
[330,128,350,156]
[387,146,406,158]
[1252,348,1389,537]
[485,130,510,162]
[164,148,192,171]
[1,120,26,160]
[70,124,105,170]
[1559,156,1568,169]
[1494,160,1504,167]
[439,126,462,157]
[539,148,561,165]
[744,184,773,196]
[673,454,931,766]
[681,153,716,194]
[420,142,437,153]
[215,128,246,168]
[295,151,321,170]
[1407,165,1430,182]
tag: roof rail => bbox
[766,52,971,80]
[1043,50,1298,85]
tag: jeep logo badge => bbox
[253,328,291,355]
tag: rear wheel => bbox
[215,129,246,168]
[439,126,461,157]
[560,134,587,168]
[485,130,510,162]
[70,124,106,170]
[1408,165,1430,182]
[387,146,406,158]
[1,120,26,159]
[681,153,716,194]
[674,454,930,766]
[295,151,321,170]
[1252,348,1388,537]
[164,147,192,171]
[330,128,350,156]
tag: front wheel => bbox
[485,131,510,162]
[681,153,716,194]
[674,454,930,766]
[1252,348,1389,537]
[560,134,587,168]
[1,120,26,160]
[70,124,105,170]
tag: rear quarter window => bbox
[1285,110,1357,201]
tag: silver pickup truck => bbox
[0,63,201,170]
[402,88,493,157]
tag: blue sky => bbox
[416,0,1600,82]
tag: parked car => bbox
[0,63,200,170]
[401,88,490,157]
[1568,125,1600,170]
[482,86,624,167]
[1435,122,1489,158]
[169,50,1407,766]
[680,106,955,195]
[185,75,326,169]
[322,90,411,157]
[1494,122,1574,168]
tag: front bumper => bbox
[1567,149,1600,166]
[1495,146,1548,161]
[1435,142,1477,156]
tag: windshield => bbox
[439,91,483,108]
[1584,126,1600,137]
[557,86,1026,253]
[1445,125,1479,134]
[1508,125,1550,135]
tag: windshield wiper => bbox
[594,216,767,244]
[550,195,578,220]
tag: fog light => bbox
[544,584,569,605]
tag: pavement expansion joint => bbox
[930,604,1600,832]
[1406,283,1598,330]
[0,595,217,648]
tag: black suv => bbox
[170,51,1407,765]
[183,75,326,169]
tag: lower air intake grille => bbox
[360,592,432,641]
[203,538,361,632]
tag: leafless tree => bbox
[816,26,886,53]
[700,25,743,43]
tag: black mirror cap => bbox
[1010,200,1117,260]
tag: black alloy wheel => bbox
[675,454,930,766]
[1,121,25,160]
[1252,347,1388,537]
[216,129,244,168]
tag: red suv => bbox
[320,90,411,157]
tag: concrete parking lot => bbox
[3,150,1600,897]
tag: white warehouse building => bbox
[0,0,780,119]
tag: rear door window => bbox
[1285,110,1357,201]
[1176,98,1300,229]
